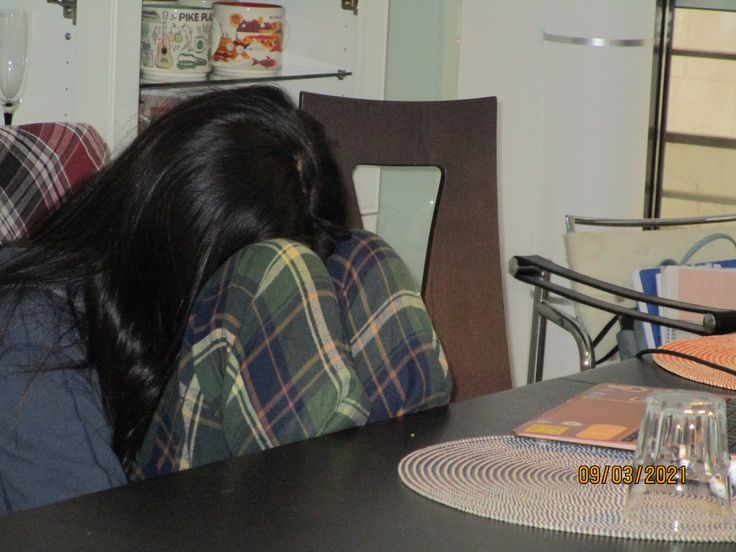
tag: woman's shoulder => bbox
[0,245,126,514]
[0,316,124,514]
[0,247,84,374]
[0,243,19,264]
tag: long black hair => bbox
[0,86,346,472]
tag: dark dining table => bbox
[1,359,732,551]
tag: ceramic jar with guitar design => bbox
[211,2,285,76]
[140,4,214,82]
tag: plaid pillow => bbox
[0,122,107,242]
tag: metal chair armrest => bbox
[509,255,736,337]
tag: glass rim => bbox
[646,389,723,403]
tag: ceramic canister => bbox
[211,2,284,75]
[140,3,214,82]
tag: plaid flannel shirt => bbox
[136,231,451,478]
[0,122,107,242]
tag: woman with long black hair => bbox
[0,86,451,513]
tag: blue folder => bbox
[633,259,736,348]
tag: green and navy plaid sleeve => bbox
[137,239,370,476]
[327,230,451,422]
[136,231,451,478]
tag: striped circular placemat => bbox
[654,334,736,390]
[398,435,736,541]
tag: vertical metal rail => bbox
[644,0,675,219]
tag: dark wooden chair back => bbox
[300,93,510,401]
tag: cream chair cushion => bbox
[564,225,736,354]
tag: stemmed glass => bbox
[0,10,29,126]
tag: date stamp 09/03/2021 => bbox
[577,465,687,485]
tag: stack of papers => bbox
[633,260,736,348]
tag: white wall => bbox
[379,0,461,284]
[457,0,655,385]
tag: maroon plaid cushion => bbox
[0,122,107,242]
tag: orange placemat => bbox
[653,334,736,390]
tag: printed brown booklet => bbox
[513,383,656,450]
[515,383,736,453]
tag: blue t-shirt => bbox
[0,252,126,514]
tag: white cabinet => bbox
[10,0,388,152]
[7,0,141,150]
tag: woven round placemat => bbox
[398,435,736,542]
[654,334,736,390]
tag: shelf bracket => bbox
[341,0,358,15]
[47,0,77,26]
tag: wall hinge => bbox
[47,0,77,25]
[341,0,358,16]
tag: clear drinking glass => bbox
[0,10,30,125]
[624,390,734,535]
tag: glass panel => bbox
[659,6,736,216]
[351,165,381,233]
[662,142,736,216]
[376,167,441,289]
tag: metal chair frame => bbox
[512,213,736,384]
